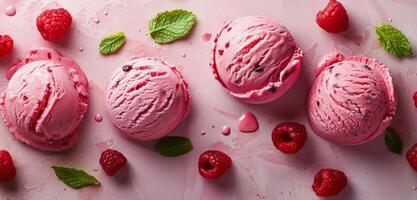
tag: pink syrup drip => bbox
[238,112,259,133]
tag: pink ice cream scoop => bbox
[211,16,303,104]
[0,48,89,151]
[307,53,396,145]
[105,57,190,141]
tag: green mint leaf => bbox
[148,9,196,44]
[156,136,193,157]
[375,23,412,57]
[99,32,126,55]
[384,127,403,155]
[52,166,101,189]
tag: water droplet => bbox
[5,6,16,17]
[94,114,103,122]
[94,17,100,24]
[221,125,231,136]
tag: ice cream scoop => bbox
[105,57,190,141]
[211,16,303,104]
[0,48,89,151]
[307,53,396,145]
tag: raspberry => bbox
[198,150,232,179]
[316,0,349,33]
[0,35,13,57]
[99,149,127,176]
[312,168,348,197]
[413,92,417,108]
[406,143,417,171]
[0,150,16,182]
[36,8,72,41]
[271,122,307,154]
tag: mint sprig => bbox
[52,166,101,189]
[375,23,412,57]
[384,127,403,155]
[99,32,126,55]
[148,9,196,44]
[156,136,193,157]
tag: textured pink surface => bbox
[307,53,396,145]
[0,48,88,151]
[211,16,303,104]
[105,57,190,141]
[0,0,417,200]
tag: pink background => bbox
[1,0,417,199]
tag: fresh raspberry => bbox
[271,122,307,154]
[0,150,16,182]
[316,0,349,33]
[406,143,417,171]
[312,168,348,197]
[0,35,13,57]
[36,8,72,41]
[99,149,127,176]
[413,92,417,108]
[198,150,232,179]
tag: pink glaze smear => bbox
[0,48,89,151]
[105,57,190,141]
[211,16,303,104]
[307,52,396,145]
[201,33,212,42]
[238,112,259,133]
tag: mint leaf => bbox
[99,32,126,55]
[376,23,412,57]
[156,136,193,157]
[148,9,196,44]
[52,166,100,189]
[384,127,403,155]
